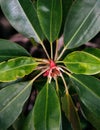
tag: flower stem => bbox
[54,40,59,61]
[32,68,48,83]
[40,41,50,60]
[50,42,53,59]
[57,47,66,60]
[60,73,68,94]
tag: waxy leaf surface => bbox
[61,92,81,130]
[37,0,62,42]
[0,57,37,82]
[84,48,100,58]
[23,110,35,130]
[33,82,61,130]
[64,51,100,75]
[0,81,32,129]
[64,0,100,49]
[0,0,44,43]
[60,0,73,34]
[0,39,30,62]
[70,74,100,129]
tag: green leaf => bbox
[70,74,100,129]
[60,0,73,34]
[33,82,61,130]
[61,111,72,130]
[64,51,100,75]
[12,114,25,130]
[23,110,35,130]
[0,0,44,43]
[64,0,100,49]
[61,92,81,130]
[0,81,32,129]
[0,39,30,62]
[0,57,37,82]
[0,80,21,89]
[37,0,62,43]
[84,48,100,58]
[8,126,15,130]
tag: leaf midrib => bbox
[0,63,36,73]
[45,83,49,130]
[64,62,100,65]
[50,0,53,42]
[17,0,41,42]
[0,81,32,113]
[71,75,100,100]
[66,2,97,48]
[66,51,100,61]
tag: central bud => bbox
[49,60,56,68]
[43,60,61,83]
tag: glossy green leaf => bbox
[8,126,15,130]
[64,51,100,75]
[61,91,81,130]
[0,0,44,43]
[64,0,100,49]
[84,48,100,58]
[0,81,32,129]
[37,0,62,42]
[13,114,25,130]
[61,111,72,130]
[33,82,61,130]
[0,39,30,62]
[23,110,35,130]
[62,0,73,25]
[70,74,100,129]
[0,80,21,89]
[0,57,37,82]
[60,0,73,34]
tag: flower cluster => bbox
[43,60,61,83]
